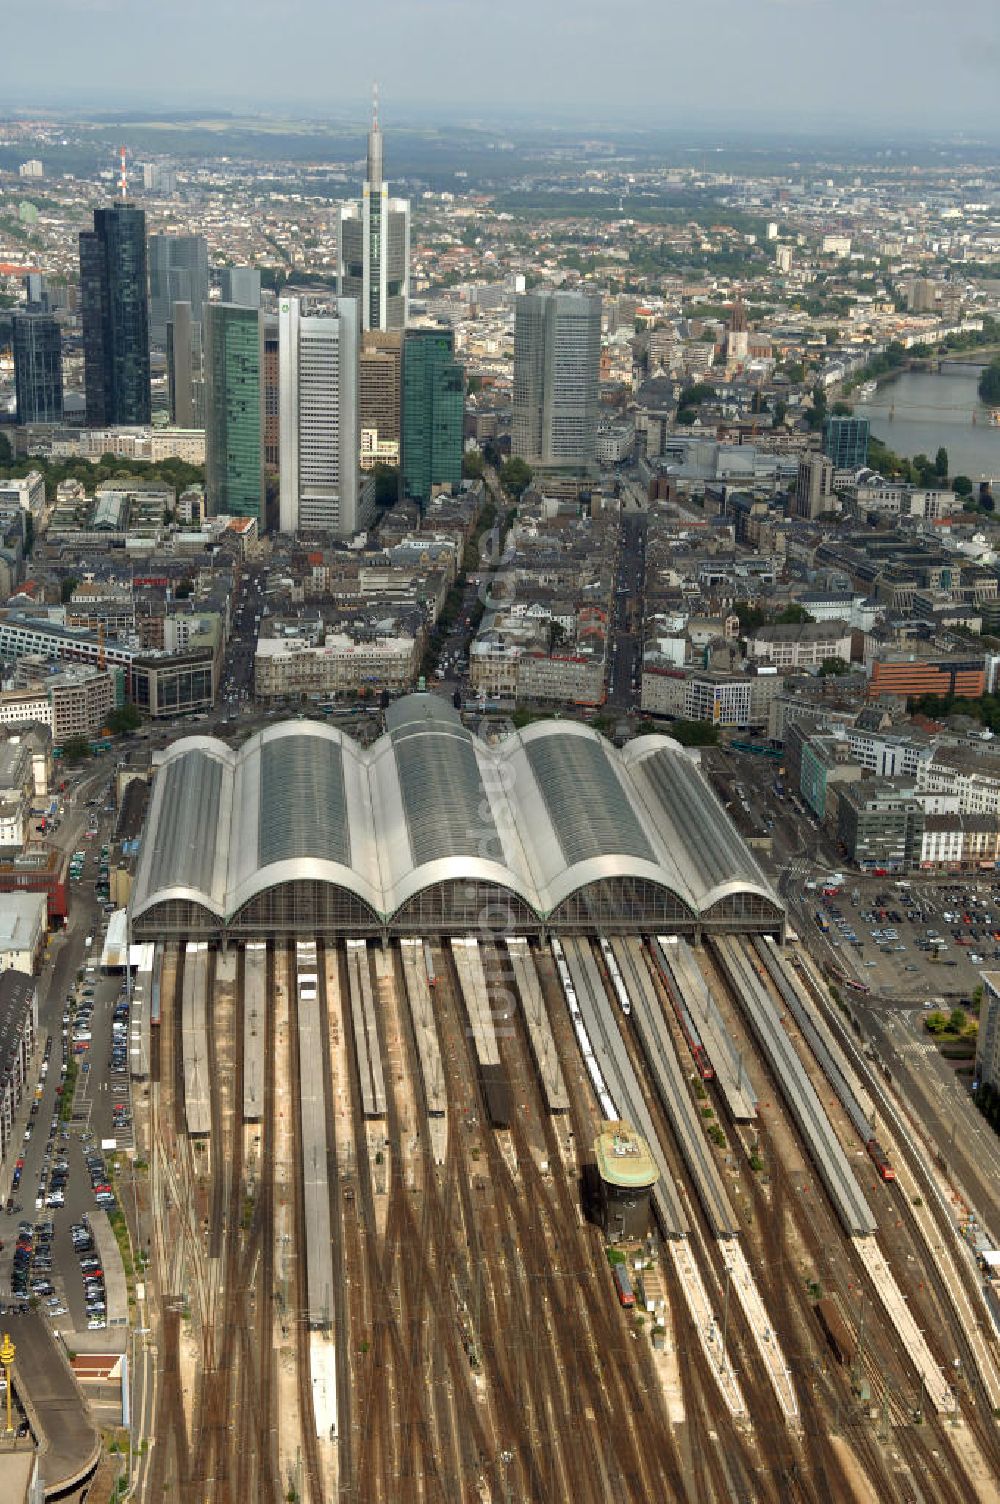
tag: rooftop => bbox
[131,693,782,929]
[594,1120,659,1189]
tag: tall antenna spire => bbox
[119,145,127,201]
[367,84,383,189]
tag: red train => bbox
[613,1264,635,1308]
[867,1138,896,1182]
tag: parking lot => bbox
[811,875,998,1001]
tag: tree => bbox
[934,446,949,480]
[0,432,11,463]
[831,400,853,417]
[107,704,141,736]
[669,720,720,747]
[978,358,1000,405]
[949,1007,968,1035]
[681,381,716,406]
[774,604,814,625]
[818,657,849,677]
[60,576,79,604]
[734,603,767,635]
[60,736,91,764]
[23,513,34,555]
[462,450,485,481]
[499,457,532,499]
[953,474,973,497]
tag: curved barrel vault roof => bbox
[130,694,782,927]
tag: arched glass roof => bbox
[130,695,782,928]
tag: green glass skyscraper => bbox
[205,303,264,523]
[401,328,464,506]
[79,202,151,427]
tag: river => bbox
[854,363,1000,483]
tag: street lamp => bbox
[0,1332,15,1434]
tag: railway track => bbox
[284,942,326,1504]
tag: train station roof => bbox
[131,694,782,928]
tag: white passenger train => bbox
[549,936,617,1118]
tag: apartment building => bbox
[254,634,418,699]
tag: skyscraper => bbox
[513,290,601,474]
[337,96,410,332]
[204,303,264,523]
[401,327,464,505]
[218,266,262,310]
[148,234,209,347]
[793,453,834,520]
[12,310,63,425]
[167,301,204,429]
[79,203,151,427]
[278,295,369,537]
[822,415,870,472]
[359,330,402,466]
[263,315,279,473]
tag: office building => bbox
[263,314,279,471]
[79,203,151,427]
[143,162,177,195]
[148,233,209,347]
[337,98,410,331]
[401,327,464,505]
[359,330,402,466]
[792,452,834,520]
[22,272,47,309]
[279,295,369,537]
[823,415,870,471]
[166,301,205,429]
[12,310,63,425]
[836,779,925,873]
[218,266,261,310]
[868,654,986,704]
[204,303,264,523]
[513,290,602,474]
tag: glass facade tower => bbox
[12,310,63,424]
[148,233,209,347]
[204,303,264,523]
[337,100,410,332]
[79,203,151,428]
[822,415,870,471]
[401,328,464,506]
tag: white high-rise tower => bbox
[337,90,410,332]
[278,294,371,537]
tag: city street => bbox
[608,510,645,711]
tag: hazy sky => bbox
[3,0,1000,135]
